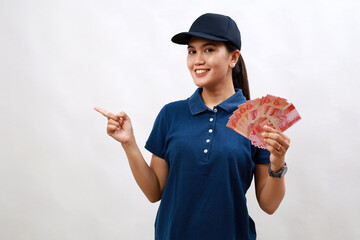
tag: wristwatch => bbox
[268,163,287,178]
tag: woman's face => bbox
[187,37,236,89]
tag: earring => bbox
[230,63,235,68]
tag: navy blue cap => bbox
[171,13,241,50]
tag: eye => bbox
[205,48,214,53]
[188,50,196,54]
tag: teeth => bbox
[196,69,208,74]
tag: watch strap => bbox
[268,162,287,178]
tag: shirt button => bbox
[209,118,214,122]
[204,149,208,153]
[209,129,213,133]
[214,108,218,112]
[206,139,210,143]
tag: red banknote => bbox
[226,95,301,149]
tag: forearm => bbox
[256,162,286,214]
[258,175,285,215]
[121,140,162,203]
[256,125,290,214]
[94,108,163,202]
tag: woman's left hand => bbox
[262,125,290,169]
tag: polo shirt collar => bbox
[188,88,247,115]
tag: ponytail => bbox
[225,42,251,100]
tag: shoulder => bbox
[161,99,189,114]
[165,99,188,108]
[152,99,191,125]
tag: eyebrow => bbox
[187,42,217,49]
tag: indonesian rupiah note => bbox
[226,95,301,149]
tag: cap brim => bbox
[171,32,228,45]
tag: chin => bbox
[192,78,210,87]
[193,80,220,90]
[193,82,207,88]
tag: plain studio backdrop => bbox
[1,0,359,239]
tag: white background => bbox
[1,0,359,239]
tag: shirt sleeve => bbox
[145,105,168,160]
[251,146,270,164]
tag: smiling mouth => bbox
[195,69,209,74]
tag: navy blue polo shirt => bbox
[145,88,270,240]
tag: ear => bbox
[230,50,240,68]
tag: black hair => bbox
[225,42,250,100]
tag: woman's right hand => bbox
[94,106,135,145]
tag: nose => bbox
[194,52,205,65]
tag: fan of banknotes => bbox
[226,94,301,149]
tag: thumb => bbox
[117,111,130,121]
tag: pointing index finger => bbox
[94,106,109,117]
[94,106,120,121]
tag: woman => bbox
[95,13,290,240]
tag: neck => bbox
[201,82,235,110]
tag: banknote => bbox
[226,95,301,149]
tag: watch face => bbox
[280,166,288,177]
